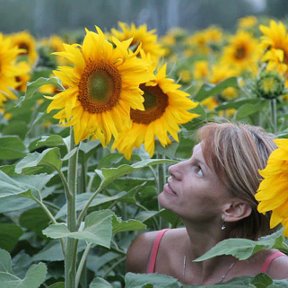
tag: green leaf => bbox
[0,171,31,198]
[0,249,12,273]
[0,136,26,160]
[20,262,47,288]
[29,135,65,151]
[83,210,114,247]
[42,223,70,238]
[236,103,265,120]
[62,147,78,161]
[0,173,53,206]
[0,272,19,288]
[194,230,286,262]
[19,208,50,236]
[79,140,100,155]
[251,273,273,287]
[33,240,85,262]
[0,224,23,252]
[43,210,113,248]
[89,277,113,288]
[25,77,63,100]
[2,120,28,140]
[135,211,161,223]
[0,259,47,288]
[32,241,64,262]
[125,272,182,288]
[0,196,35,213]
[215,98,264,111]
[194,77,238,101]
[96,159,176,188]
[112,216,146,234]
[15,147,62,174]
[55,192,127,219]
[47,283,65,288]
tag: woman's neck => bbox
[180,222,236,284]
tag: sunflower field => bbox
[0,15,288,288]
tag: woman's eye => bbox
[193,165,203,176]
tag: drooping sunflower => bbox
[110,22,165,64]
[112,64,199,159]
[0,33,22,106]
[255,139,288,236]
[221,31,259,74]
[46,27,154,146]
[9,31,38,65]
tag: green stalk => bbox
[156,153,166,229]
[77,182,104,228]
[75,243,92,288]
[65,128,79,288]
[270,98,277,133]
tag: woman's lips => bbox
[163,182,177,196]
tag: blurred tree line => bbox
[0,0,287,37]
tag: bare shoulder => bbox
[126,228,186,273]
[268,252,288,279]
[126,230,162,273]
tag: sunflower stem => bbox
[156,153,166,229]
[65,128,79,288]
[77,182,104,229]
[270,99,277,133]
[75,243,92,288]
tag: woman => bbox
[126,122,288,285]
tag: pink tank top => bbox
[147,229,286,273]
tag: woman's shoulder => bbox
[126,228,186,273]
[264,249,288,279]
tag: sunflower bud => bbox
[255,71,285,99]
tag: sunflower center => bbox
[234,46,246,60]
[78,61,121,113]
[18,43,29,55]
[130,84,168,124]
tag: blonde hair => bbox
[198,122,276,240]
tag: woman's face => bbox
[158,142,232,223]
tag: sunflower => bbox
[9,31,38,65]
[112,64,199,159]
[221,31,259,74]
[110,22,165,64]
[186,31,210,55]
[185,26,223,56]
[15,61,31,92]
[237,16,257,30]
[209,64,238,100]
[40,34,66,65]
[259,20,288,77]
[0,33,22,106]
[193,60,209,81]
[255,139,288,236]
[46,26,154,146]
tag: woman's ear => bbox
[222,199,252,222]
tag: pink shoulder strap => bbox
[147,229,169,273]
[261,251,286,273]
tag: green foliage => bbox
[194,229,288,262]
[0,249,47,288]
[1,15,288,288]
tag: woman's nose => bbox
[168,161,182,179]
